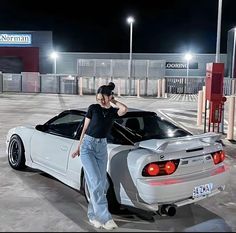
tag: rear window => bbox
[107,114,191,145]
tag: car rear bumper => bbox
[136,164,230,209]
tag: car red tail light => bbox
[211,150,225,165]
[142,160,179,177]
[220,150,225,161]
[146,163,159,176]
[164,161,176,174]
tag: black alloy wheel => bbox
[8,135,26,170]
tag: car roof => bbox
[61,108,157,117]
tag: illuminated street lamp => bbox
[184,53,193,78]
[50,51,58,74]
[127,16,134,95]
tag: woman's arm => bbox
[71,117,91,158]
[110,98,128,116]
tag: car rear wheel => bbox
[82,174,120,213]
[8,135,26,170]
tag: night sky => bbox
[0,0,236,54]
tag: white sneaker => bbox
[102,219,118,230]
[89,219,102,228]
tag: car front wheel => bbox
[8,135,26,170]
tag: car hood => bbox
[136,132,222,153]
[17,124,35,131]
[7,124,35,135]
[22,124,35,129]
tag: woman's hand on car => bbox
[71,148,80,158]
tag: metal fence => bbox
[77,59,166,79]
[166,76,205,94]
[0,72,234,96]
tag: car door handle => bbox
[60,146,68,151]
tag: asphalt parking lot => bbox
[0,93,235,232]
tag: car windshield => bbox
[107,114,192,145]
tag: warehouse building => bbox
[0,30,233,77]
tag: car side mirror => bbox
[35,124,49,132]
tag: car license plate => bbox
[193,183,213,198]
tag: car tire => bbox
[8,135,26,170]
[81,174,120,213]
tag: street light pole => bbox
[186,59,189,78]
[216,0,223,63]
[127,16,134,95]
[184,53,192,94]
[215,0,225,133]
[184,53,192,78]
[54,58,57,74]
[50,51,58,74]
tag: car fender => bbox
[127,148,159,183]
[108,144,156,203]
[6,125,36,166]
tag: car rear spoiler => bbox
[136,132,222,152]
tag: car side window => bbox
[110,115,191,144]
[143,116,191,139]
[47,113,84,139]
[107,122,134,145]
[108,117,145,145]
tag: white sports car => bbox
[6,108,230,216]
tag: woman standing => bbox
[72,82,128,230]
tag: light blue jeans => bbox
[80,134,112,224]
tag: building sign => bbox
[166,62,198,69]
[0,34,32,45]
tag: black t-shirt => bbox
[85,104,119,138]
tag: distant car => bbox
[6,108,230,216]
